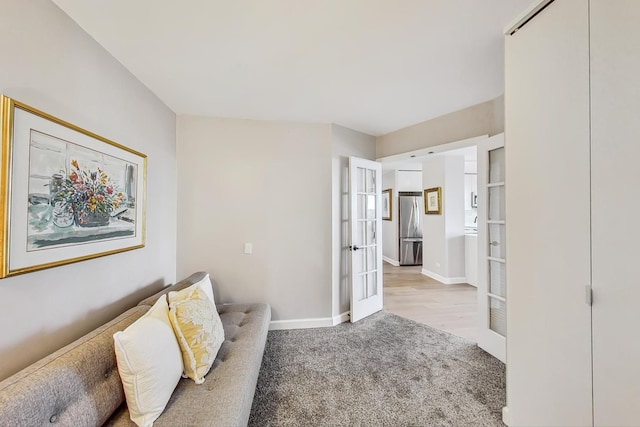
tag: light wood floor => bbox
[383,262,478,342]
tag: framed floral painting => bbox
[0,95,146,278]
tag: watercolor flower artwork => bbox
[0,94,146,278]
[25,129,140,251]
[53,159,126,228]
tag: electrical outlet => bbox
[244,243,253,254]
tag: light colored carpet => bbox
[249,311,505,426]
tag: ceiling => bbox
[52,0,531,136]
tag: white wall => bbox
[397,170,422,191]
[0,0,177,380]
[382,171,398,264]
[444,157,466,278]
[421,155,465,283]
[177,116,335,324]
[422,159,445,276]
[331,125,376,317]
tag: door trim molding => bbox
[377,135,488,166]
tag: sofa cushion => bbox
[0,306,149,427]
[114,295,183,426]
[106,303,271,427]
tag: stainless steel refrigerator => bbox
[399,192,423,266]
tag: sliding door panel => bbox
[505,0,592,425]
[590,1,640,425]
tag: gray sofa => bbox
[0,272,271,426]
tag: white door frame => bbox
[376,135,489,166]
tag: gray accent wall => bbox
[0,0,177,380]
[177,116,337,322]
[176,118,374,324]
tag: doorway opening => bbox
[379,137,480,342]
[378,134,506,362]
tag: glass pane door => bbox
[354,167,378,301]
[477,133,506,362]
[349,157,383,322]
[487,146,506,337]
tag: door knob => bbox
[349,245,360,251]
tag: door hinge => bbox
[585,285,593,306]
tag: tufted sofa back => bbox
[136,271,208,307]
[0,306,148,427]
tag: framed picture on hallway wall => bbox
[382,189,392,220]
[424,187,442,215]
[0,95,147,278]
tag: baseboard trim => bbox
[270,311,350,331]
[421,268,467,285]
[502,406,511,426]
[383,256,400,267]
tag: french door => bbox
[477,133,506,362]
[349,157,383,322]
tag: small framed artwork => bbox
[382,189,392,221]
[0,95,147,278]
[424,187,442,215]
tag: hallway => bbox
[383,262,478,342]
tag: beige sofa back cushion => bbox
[0,306,149,427]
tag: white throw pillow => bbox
[113,294,183,427]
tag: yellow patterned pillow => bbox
[168,284,224,384]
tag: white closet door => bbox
[505,1,592,425]
[590,2,640,425]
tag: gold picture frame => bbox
[424,187,442,215]
[0,95,147,278]
[382,188,392,221]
